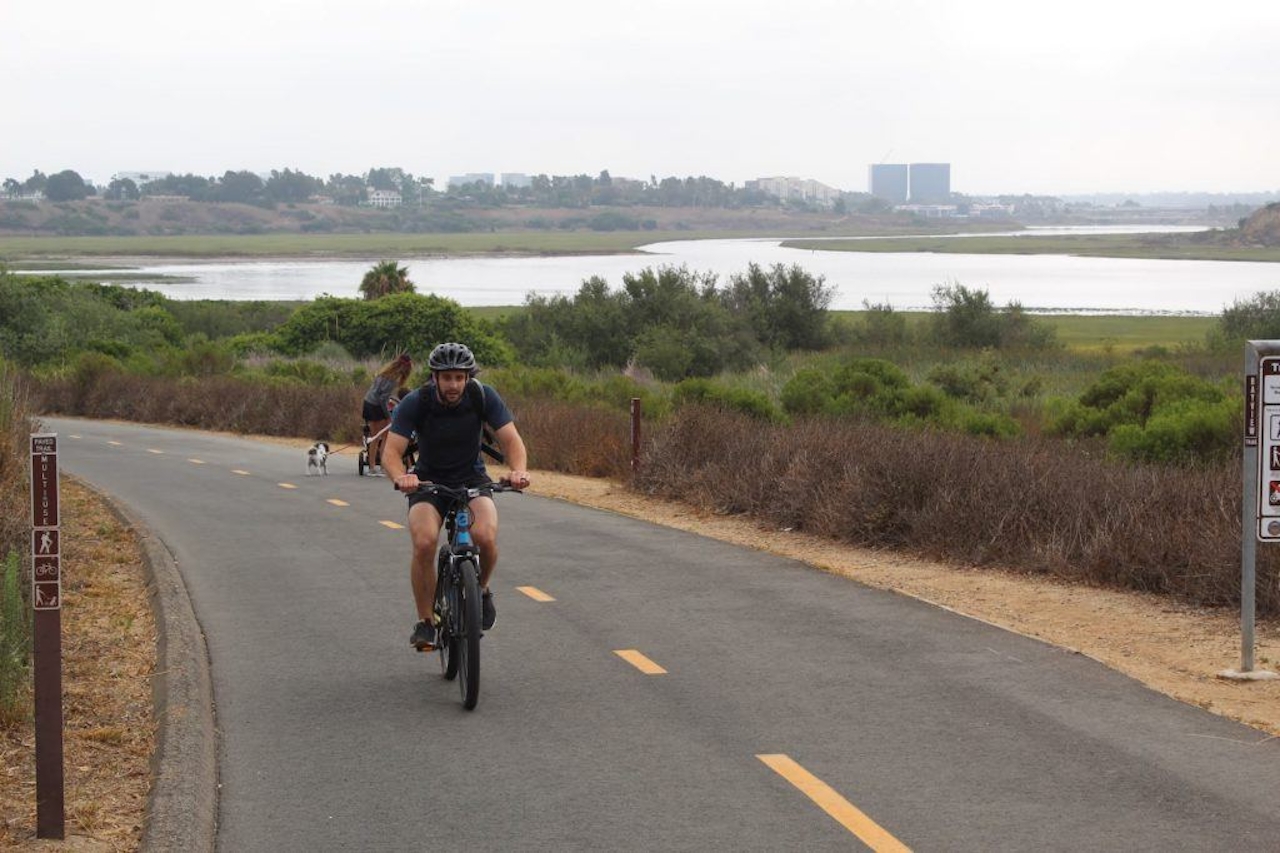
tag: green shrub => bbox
[1054,360,1228,438]
[1108,397,1236,464]
[780,368,837,415]
[853,301,910,347]
[928,355,1009,403]
[1050,359,1235,463]
[1211,290,1280,348]
[175,338,237,376]
[71,350,124,386]
[878,384,951,423]
[0,550,29,723]
[958,410,1022,438]
[256,359,348,386]
[929,282,1057,350]
[833,357,910,392]
[673,378,779,421]
[273,293,512,365]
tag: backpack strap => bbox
[468,379,505,463]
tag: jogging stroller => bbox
[358,419,417,476]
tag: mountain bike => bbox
[414,480,519,710]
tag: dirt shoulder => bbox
[1,480,155,851]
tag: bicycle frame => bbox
[417,482,518,710]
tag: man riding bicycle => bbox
[383,342,531,651]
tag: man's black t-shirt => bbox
[389,380,513,483]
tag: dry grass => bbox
[636,405,1279,616]
[0,480,155,850]
[33,374,634,477]
[36,373,366,444]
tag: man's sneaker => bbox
[481,590,496,631]
[409,619,436,650]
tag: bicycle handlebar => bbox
[394,479,523,497]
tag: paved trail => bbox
[49,418,1280,851]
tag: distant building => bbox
[895,203,958,218]
[448,173,495,189]
[908,163,950,203]
[747,176,840,208]
[968,202,1013,218]
[868,164,909,204]
[500,172,532,188]
[111,171,171,186]
[367,189,402,208]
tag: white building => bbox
[747,176,840,208]
[895,204,959,218]
[367,189,402,208]
[500,172,532,188]
[111,171,171,186]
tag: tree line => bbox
[2,166,892,212]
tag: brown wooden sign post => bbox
[30,433,64,839]
[630,398,641,473]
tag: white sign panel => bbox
[1258,357,1280,540]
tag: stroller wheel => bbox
[358,450,367,476]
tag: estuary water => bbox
[28,225,1280,315]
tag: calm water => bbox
[25,226,1279,315]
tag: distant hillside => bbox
[1239,203,1280,246]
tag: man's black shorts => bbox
[407,475,494,518]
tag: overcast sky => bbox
[3,0,1277,196]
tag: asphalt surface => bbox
[46,417,1280,851]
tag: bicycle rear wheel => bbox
[456,557,482,710]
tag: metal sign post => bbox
[1222,344,1279,680]
[630,398,641,474]
[29,433,64,838]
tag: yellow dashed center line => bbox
[326,499,349,507]
[379,520,405,530]
[108,441,122,446]
[69,434,81,439]
[278,483,298,490]
[756,754,911,852]
[188,459,205,465]
[614,649,667,675]
[231,469,251,476]
[517,586,555,602]
[147,448,164,455]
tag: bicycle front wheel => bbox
[456,557,482,710]
[438,562,459,681]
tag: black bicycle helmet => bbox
[428,342,478,375]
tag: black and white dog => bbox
[306,442,330,476]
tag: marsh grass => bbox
[783,234,1280,263]
[0,230,719,259]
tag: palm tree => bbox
[359,260,415,300]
